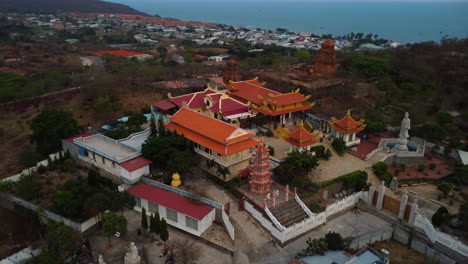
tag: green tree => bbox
[20,151,43,169]
[437,182,454,197]
[30,109,81,155]
[52,191,80,216]
[273,150,319,185]
[295,50,311,63]
[332,138,346,156]
[325,232,344,250]
[157,116,166,137]
[95,96,113,119]
[109,191,136,215]
[141,207,148,232]
[127,113,147,129]
[150,116,157,137]
[160,218,169,244]
[153,212,161,239]
[31,251,60,264]
[103,212,127,247]
[85,192,111,219]
[46,221,75,255]
[458,202,468,230]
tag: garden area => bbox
[0,156,135,222]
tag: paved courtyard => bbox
[253,211,394,264]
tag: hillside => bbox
[0,0,147,15]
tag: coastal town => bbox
[0,4,468,264]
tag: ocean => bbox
[109,1,468,43]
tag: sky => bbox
[113,0,468,2]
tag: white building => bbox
[62,130,152,183]
[129,182,216,236]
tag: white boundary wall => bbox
[222,210,235,240]
[1,151,63,183]
[245,191,367,243]
[413,212,468,257]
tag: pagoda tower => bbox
[312,39,338,76]
[249,144,273,195]
[223,59,241,83]
[329,110,366,147]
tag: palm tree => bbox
[216,166,231,180]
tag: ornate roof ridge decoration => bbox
[329,109,366,134]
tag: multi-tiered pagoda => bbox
[329,110,366,147]
[249,144,273,194]
[223,59,241,83]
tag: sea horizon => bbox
[109,0,468,43]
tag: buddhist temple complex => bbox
[312,39,338,76]
[329,110,366,147]
[226,79,315,127]
[152,87,255,127]
[223,59,241,83]
[249,144,273,195]
[165,108,260,180]
[284,122,321,152]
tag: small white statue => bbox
[98,255,106,264]
[266,193,271,200]
[124,242,141,264]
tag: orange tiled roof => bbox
[165,108,259,155]
[330,110,366,134]
[285,123,320,147]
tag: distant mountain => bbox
[0,0,147,16]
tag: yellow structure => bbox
[171,172,181,188]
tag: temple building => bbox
[152,87,256,127]
[249,144,273,194]
[165,108,260,180]
[223,59,241,83]
[312,39,338,76]
[284,122,321,152]
[329,110,366,147]
[226,79,315,127]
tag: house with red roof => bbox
[152,87,256,128]
[129,181,216,236]
[226,78,315,127]
[329,110,366,147]
[62,130,152,184]
[165,108,260,180]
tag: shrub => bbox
[332,138,346,156]
[372,162,388,177]
[16,175,42,200]
[324,148,332,160]
[437,182,454,197]
[429,163,436,170]
[432,206,449,226]
[308,201,324,213]
[418,165,425,172]
[322,170,368,191]
[268,145,275,156]
[310,145,325,158]
[325,231,345,250]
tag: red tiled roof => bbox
[264,92,309,106]
[91,50,146,57]
[227,80,280,105]
[119,156,152,172]
[128,183,213,220]
[210,97,249,116]
[254,104,313,116]
[64,133,92,143]
[153,99,176,111]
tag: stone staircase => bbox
[269,199,309,228]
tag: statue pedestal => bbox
[394,138,408,152]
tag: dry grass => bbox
[371,239,426,264]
